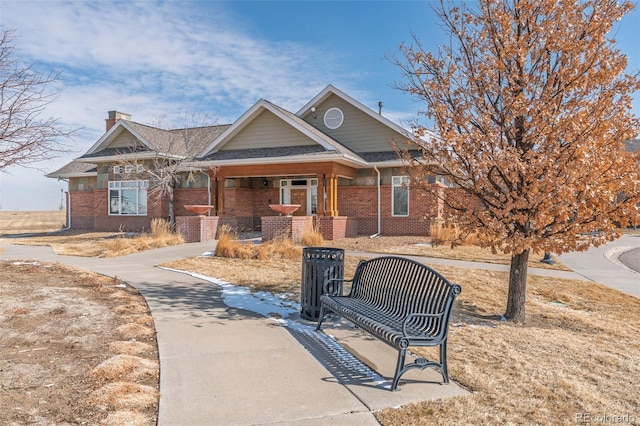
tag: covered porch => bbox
[207,162,359,241]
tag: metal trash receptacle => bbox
[300,247,344,321]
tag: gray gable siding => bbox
[302,94,412,153]
[110,128,143,149]
[221,110,316,150]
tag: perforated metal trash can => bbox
[300,247,344,321]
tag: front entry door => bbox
[290,189,307,216]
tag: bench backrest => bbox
[350,256,460,336]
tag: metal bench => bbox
[316,256,461,391]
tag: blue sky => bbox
[0,0,638,211]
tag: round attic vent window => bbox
[324,107,344,129]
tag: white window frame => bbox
[279,178,318,215]
[392,176,410,217]
[108,180,149,216]
[113,165,121,174]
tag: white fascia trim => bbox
[75,152,159,163]
[369,159,440,168]
[197,100,336,157]
[83,121,155,156]
[45,171,97,179]
[194,152,368,168]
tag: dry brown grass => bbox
[87,382,159,410]
[0,210,66,235]
[161,254,640,425]
[429,218,481,247]
[215,225,302,260]
[109,341,155,356]
[375,264,640,425]
[89,355,159,383]
[101,410,153,426]
[116,323,157,340]
[331,235,570,271]
[0,216,183,257]
[300,220,325,246]
[5,212,639,423]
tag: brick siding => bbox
[69,180,447,237]
[176,215,219,242]
[261,216,312,243]
[174,188,210,216]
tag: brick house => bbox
[47,85,449,239]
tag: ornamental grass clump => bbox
[215,225,301,260]
[300,220,325,247]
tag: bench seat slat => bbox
[319,296,445,347]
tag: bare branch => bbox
[0,29,75,170]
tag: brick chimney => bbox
[105,110,132,131]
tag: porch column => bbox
[215,176,225,215]
[317,175,326,216]
[325,174,338,217]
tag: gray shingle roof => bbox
[201,145,331,161]
[46,161,97,178]
[79,146,152,159]
[126,121,231,158]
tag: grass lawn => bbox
[3,211,639,424]
[163,249,640,425]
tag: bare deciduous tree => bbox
[0,29,72,171]
[120,114,222,227]
[393,0,640,323]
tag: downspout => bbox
[66,190,71,229]
[370,165,381,238]
[55,178,71,231]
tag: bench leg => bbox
[315,304,326,331]
[392,342,450,391]
[391,346,408,391]
[440,340,449,384]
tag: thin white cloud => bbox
[3,0,339,124]
[0,1,359,210]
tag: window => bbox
[392,176,409,216]
[113,165,121,174]
[109,180,149,215]
[124,165,133,174]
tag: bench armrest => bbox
[402,311,445,337]
[323,278,353,296]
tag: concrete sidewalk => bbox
[0,242,467,425]
[1,235,637,425]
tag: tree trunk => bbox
[505,249,529,324]
[168,187,175,230]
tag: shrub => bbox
[430,219,480,247]
[215,225,302,260]
[300,220,325,247]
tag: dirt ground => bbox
[0,260,159,425]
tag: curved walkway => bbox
[0,242,465,425]
[1,235,638,425]
[558,234,640,298]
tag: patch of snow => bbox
[160,267,299,319]
[161,266,393,390]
